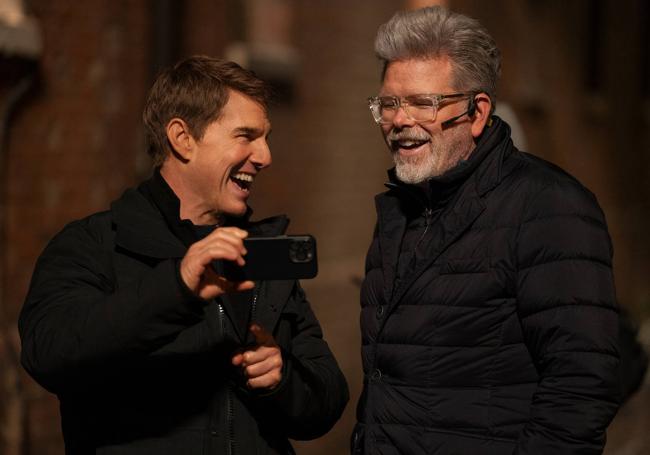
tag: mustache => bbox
[386,128,431,142]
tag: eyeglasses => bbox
[367,92,474,125]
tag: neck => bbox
[159,161,223,226]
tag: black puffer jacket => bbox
[354,118,620,454]
[19,181,348,454]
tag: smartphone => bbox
[220,235,318,281]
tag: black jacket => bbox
[354,118,620,454]
[19,179,348,454]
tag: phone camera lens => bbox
[289,239,314,263]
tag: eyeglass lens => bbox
[373,95,439,124]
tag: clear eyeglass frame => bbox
[367,92,473,125]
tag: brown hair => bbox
[143,55,271,166]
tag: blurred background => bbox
[0,0,648,454]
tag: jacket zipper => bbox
[410,207,433,264]
[420,207,433,240]
[218,303,235,455]
[251,284,259,324]
[226,384,234,455]
[219,287,260,455]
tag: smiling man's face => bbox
[380,57,475,183]
[183,90,272,222]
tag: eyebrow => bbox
[233,126,271,139]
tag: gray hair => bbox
[375,6,501,107]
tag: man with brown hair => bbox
[19,55,348,454]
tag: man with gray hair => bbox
[354,6,620,454]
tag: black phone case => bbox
[221,235,318,281]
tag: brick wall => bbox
[4,1,151,453]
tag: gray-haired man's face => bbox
[379,57,475,183]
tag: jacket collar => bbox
[471,116,513,196]
[376,116,514,307]
[139,168,197,247]
[111,187,187,259]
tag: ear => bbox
[470,93,493,139]
[166,118,195,161]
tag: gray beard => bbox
[393,127,474,184]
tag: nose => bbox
[391,106,416,129]
[251,138,272,170]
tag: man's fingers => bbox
[219,278,254,294]
[242,348,283,390]
[206,247,244,266]
[233,280,255,292]
[246,370,282,390]
[206,226,248,239]
[203,226,248,245]
[192,227,249,262]
[250,324,276,347]
[222,227,248,238]
[232,337,283,390]
[231,352,244,366]
[179,226,252,299]
[244,353,282,379]
[237,345,276,366]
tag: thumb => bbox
[250,323,276,347]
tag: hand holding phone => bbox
[180,227,254,300]
[220,235,318,281]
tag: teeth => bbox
[394,139,426,148]
[231,173,253,182]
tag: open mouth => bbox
[229,172,254,192]
[391,138,430,152]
